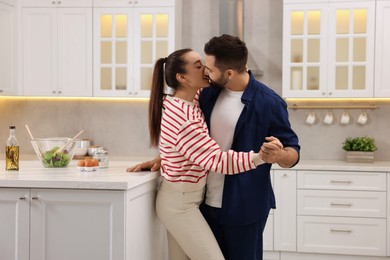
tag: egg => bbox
[77,160,85,167]
[84,158,94,167]
[91,158,99,167]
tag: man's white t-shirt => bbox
[205,87,245,208]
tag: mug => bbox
[340,111,350,125]
[357,112,368,125]
[306,111,316,125]
[323,111,334,125]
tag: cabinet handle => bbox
[134,0,138,3]
[330,180,352,184]
[128,0,132,4]
[32,196,39,200]
[330,202,352,207]
[19,196,27,200]
[329,92,332,96]
[128,92,132,95]
[57,0,61,3]
[134,91,138,95]
[0,89,3,93]
[58,90,62,94]
[52,90,56,94]
[330,228,352,233]
[52,1,55,4]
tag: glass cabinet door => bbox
[93,7,174,97]
[94,9,134,97]
[283,4,328,98]
[133,7,174,97]
[328,2,375,97]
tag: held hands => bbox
[259,136,284,164]
[126,156,161,172]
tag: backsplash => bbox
[0,98,157,158]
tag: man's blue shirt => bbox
[199,72,300,226]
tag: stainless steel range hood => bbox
[219,0,264,77]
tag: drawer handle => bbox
[330,228,352,233]
[32,196,39,200]
[19,196,27,200]
[330,202,352,207]
[330,180,352,184]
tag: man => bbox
[128,34,300,260]
[199,34,299,260]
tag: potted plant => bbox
[342,136,377,163]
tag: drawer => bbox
[298,190,386,218]
[297,216,386,256]
[297,171,386,191]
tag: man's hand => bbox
[260,136,284,164]
[126,156,161,172]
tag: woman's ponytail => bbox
[149,58,166,147]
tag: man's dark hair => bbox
[204,34,248,73]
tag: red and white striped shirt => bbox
[160,95,261,192]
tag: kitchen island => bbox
[0,160,166,260]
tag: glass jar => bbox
[93,148,109,168]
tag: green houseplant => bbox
[342,136,377,163]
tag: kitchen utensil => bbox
[54,130,84,155]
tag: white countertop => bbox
[1,159,390,190]
[0,160,159,190]
[273,159,390,172]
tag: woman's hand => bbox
[126,156,161,172]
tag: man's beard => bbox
[209,76,229,88]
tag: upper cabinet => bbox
[22,0,93,96]
[0,0,16,95]
[93,4,174,97]
[19,0,175,97]
[374,0,390,97]
[283,0,376,98]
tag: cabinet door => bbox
[133,7,175,97]
[30,189,125,260]
[57,8,92,96]
[327,1,375,97]
[22,0,92,7]
[273,170,296,252]
[0,2,16,95]
[0,188,30,260]
[93,8,135,97]
[22,8,58,96]
[282,3,328,98]
[374,1,390,97]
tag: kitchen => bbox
[1,0,390,259]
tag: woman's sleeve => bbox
[175,120,264,175]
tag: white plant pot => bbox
[345,151,374,163]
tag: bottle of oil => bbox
[6,126,19,170]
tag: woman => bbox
[145,49,264,260]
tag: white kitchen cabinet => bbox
[0,188,30,260]
[297,170,387,257]
[0,0,17,95]
[283,0,375,98]
[93,5,175,97]
[273,170,296,252]
[22,0,92,96]
[0,182,161,260]
[374,0,390,97]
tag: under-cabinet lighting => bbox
[0,96,150,102]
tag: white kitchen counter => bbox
[0,160,160,190]
[273,159,390,172]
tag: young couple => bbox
[128,34,300,260]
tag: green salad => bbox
[42,146,71,167]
